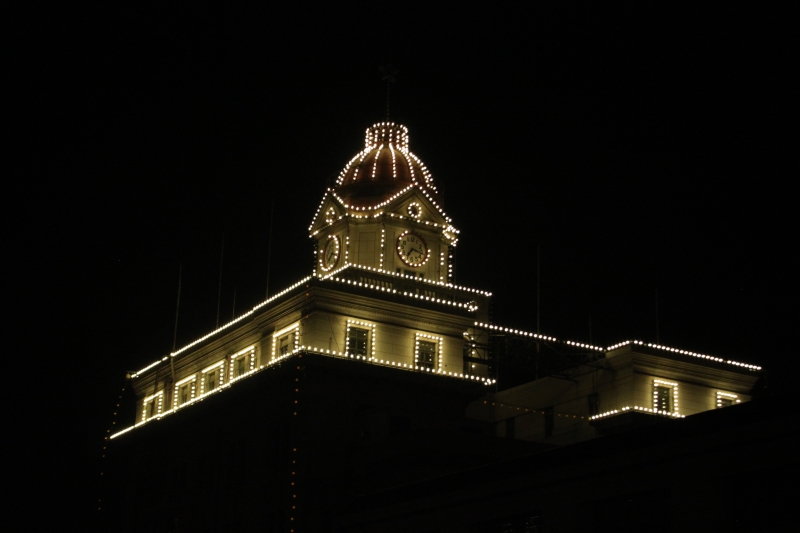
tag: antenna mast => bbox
[169,263,182,383]
[265,199,274,299]
[216,233,225,329]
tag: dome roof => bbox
[333,123,438,208]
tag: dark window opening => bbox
[655,386,671,412]
[348,328,369,357]
[418,341,436,369]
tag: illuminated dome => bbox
[333,122,438,208]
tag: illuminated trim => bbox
[199,361,225,395]
[112,345,496,440]
[590,405,685,420]
[273,325,300,360]
[229,345,256,383]
[653,379,679,415]
[345,319,376,360]
[606,340,761,371]
[379,226,385,269]
[716,391,741,408]
[173,375,197,410]
[474,322,561,344]
[320,263,489,296]
[327,276,478,311]
[131,277,312,377]
[141,391,164,423]
[319,235,341,272]
[407,201,421,219]
[414,333,442,371]
[309,195,458,235]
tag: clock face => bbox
[397,231,428,267]
[321,236,340,271]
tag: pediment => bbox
[308,192,346,236]
[384,187,449,227]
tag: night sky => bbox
[12,4,793,526]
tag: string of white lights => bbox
[474,322,561,344]
[320,263,490,296]
[589,405,685,420]
[606,340,760,370]
[113,344,495,440]
[325,275,478,311]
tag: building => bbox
[103,122,766,532]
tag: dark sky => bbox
[11,4,793,525]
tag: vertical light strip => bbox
[389,143,397,179]
[371,144,384,179]
[380,227,386,269]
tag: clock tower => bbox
[309,122,458,283]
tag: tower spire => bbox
[379,64,398,121]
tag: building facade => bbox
[106,122,763,532]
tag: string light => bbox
[716,391,740,408]
[589,405,686,420]
[112,343,496,440]
[131,277,315,377]
[474,322,561,344]
[379,226,385,269]
[606,340,760,371]
[320,264,490,296]
[326,275,478,311]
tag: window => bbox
[544,406,554,438]
[346,320,375,360]
[231,353,248,378]
[415,333,442,370]
[653,379,679,415]
[174,375,197,407]
[717,392,739,408]
[279,335,290,356]
[418,341,436,369]
[142,391,163,422]
[272,326,299,360]
[200,362,224,394]
[348,328,368,357]
[654,386,671,412]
